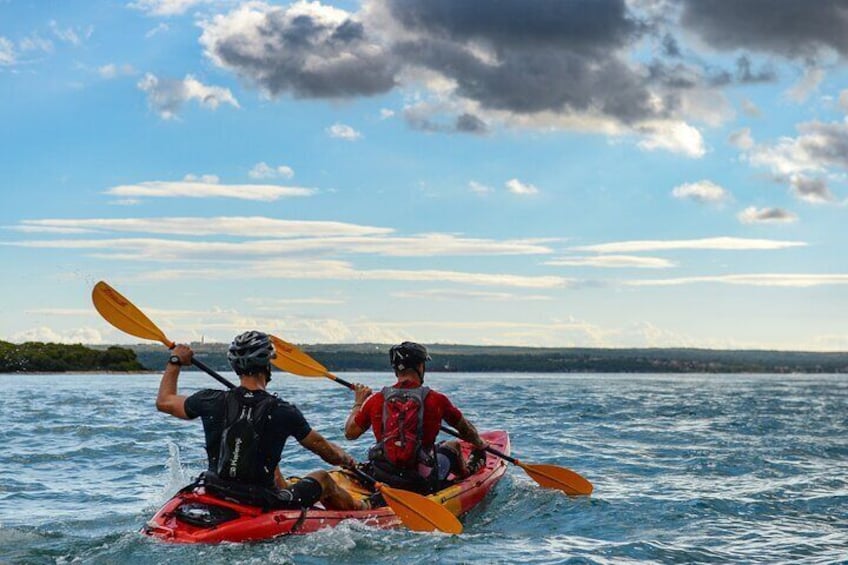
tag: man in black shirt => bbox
[156,331,366,511]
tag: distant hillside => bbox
[0,341,145,372]
[124,342,848,374]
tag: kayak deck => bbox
[143,430,510,543]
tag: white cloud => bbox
[19,34,53,54]
[108,198,142,206]
[11,326,104,344]
[129,0,208,16]
[391,289,551,301]
[671,180,730,204]
[138,73,239,119]
[248,162,294,179]
[786,68,825,103]
[841,90,848,113]
[380,108,395,119]
[327,123,362,140]
[145,23,170,38]
[545,255,675,269]
[18,217,391,238]
[572,237,806,253]
[627,274,848,288]
[741,99,761,117]
[728,127,754,150]
[103,180,314,201]
[738,206,798,224]
[0,37,15,65]
[469,181,493,194]
[637,121,706,158]
[505,178,539,195]
[48,20,87,46]
[98,63,136,79]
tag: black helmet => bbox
[389,341,431,372]
[228,331,275,376]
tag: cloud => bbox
[738,206,798,224]
[103,179,314,201]
[248,162,294,179]
[145,23,170,38]
[137,73,239,119]
[786,67,825,103]
[48,20,92,46]
[326,123,362,140]
[391,289,552,301]
[671,180,730,204]
[741,99,761,117]
[380,108,395,119]
[98,63,136,79]
[729,127,754,150]
[0,37,15,65]
[11,326,104,344]
[679,0,848,59]
[17,217,391,238]
[129,0,208,16]
[199,2,398,98]
[505,178,539,195]
[841,89,848,113]
[789,176,835,203]
[403,103,489,134]
[545,255,675,269]
[572,237,806,253]
[468,181,493,194]
[627,274,848,288]
[636,121,706,158]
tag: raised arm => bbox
[299,430,357,468]
[155,344,192,419]
[344,383,372,440]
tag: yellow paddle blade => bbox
[380,484,463,534]
[268,335,330,377]
[91,281,173,348]
[519,462,593,496]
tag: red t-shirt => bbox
[353,382,463,449]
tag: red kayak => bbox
[142,430,509,543]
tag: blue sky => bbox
[2,0,847,350]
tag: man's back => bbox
[184,387,312,488]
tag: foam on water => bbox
[1,372,846,564]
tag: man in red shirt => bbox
[344,341,488,494]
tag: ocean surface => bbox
[0,372,846,564]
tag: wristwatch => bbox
[168,354,182,366]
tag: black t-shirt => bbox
[184,387,312,486]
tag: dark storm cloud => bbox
[797,122,848,169]
[735,56,776,84]
[790,176,834,202]
[680,0,848,59]
[404,108,489,135]
[385,0,641,51]
[200,5,399,98]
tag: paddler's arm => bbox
[344,383,372,440]
[155,344,192,420]
[453,416,487,450]
[299,430,357,469]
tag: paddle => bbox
[90,281,462,533]
[269,335,594,496]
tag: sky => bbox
[1,0,847,351]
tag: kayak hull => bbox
[142,430,509,543]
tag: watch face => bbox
[169,355,181,365]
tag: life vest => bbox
[370,386,431,470]
[216,389,277,485]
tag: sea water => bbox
[0,372,845,564]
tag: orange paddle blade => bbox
[518,461,593,496]
[380,484,463,534]
[91,281,174,347]
[268,335,332,378]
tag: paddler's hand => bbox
[352,383,372,408]
[339,451,357,469]
[170,344,193,366]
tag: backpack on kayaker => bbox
[370,386,431,469]
[216,390,277,484]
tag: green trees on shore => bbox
[0,341,145,372]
